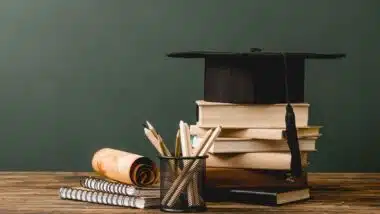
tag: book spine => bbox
[80,177,133,196]
[59,187,140,208]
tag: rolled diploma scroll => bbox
[92,148,159,186]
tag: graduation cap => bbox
[167,48,346,180]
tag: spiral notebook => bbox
[59,186,160,209]
[79,176,160,197]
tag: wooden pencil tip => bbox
[146,121,154,129]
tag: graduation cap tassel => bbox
[282,53,303,181]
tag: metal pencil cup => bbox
[159,155,208,213]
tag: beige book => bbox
[205,152,309,170]
[196,100,309,128]
[190,125,321,140]
[193,137,317,153]
[205,168,308,188]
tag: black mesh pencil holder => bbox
[159,155,208,213]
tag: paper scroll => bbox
[92,148,159,187]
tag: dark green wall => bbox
[0,0,378,172]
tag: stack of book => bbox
[190,100,320,205]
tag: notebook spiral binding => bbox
[79,176,159,197]
[59,186,140,208]
[80,177,130,196]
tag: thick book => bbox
[204,152,309,170]
[205,187,310,206]
[190,125,321,140]
[195,100,309,128]
[58,186,160,209]
[79,176,160,197]
[205,168,308,188]
[193,136,317,153]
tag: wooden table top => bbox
[0,172,379,213]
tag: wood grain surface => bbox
[0,172,379,213]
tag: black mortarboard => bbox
[167,48,346,180]
[167,48,346,104]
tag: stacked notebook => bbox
[59,176,160,209]
[190,100,319,205]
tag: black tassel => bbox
[285,103,302,178]
[282,53,302,181]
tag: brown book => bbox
[205,152,309,170]
[190,125,321,140]
[196,100,309,128]
[205,168,308,188]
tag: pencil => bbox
[174,129,181,175]
[146,121,161,140]
[174,129,181,158]
[145,121,171,156]
[143,125,177,175]
[143,127,163,155]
